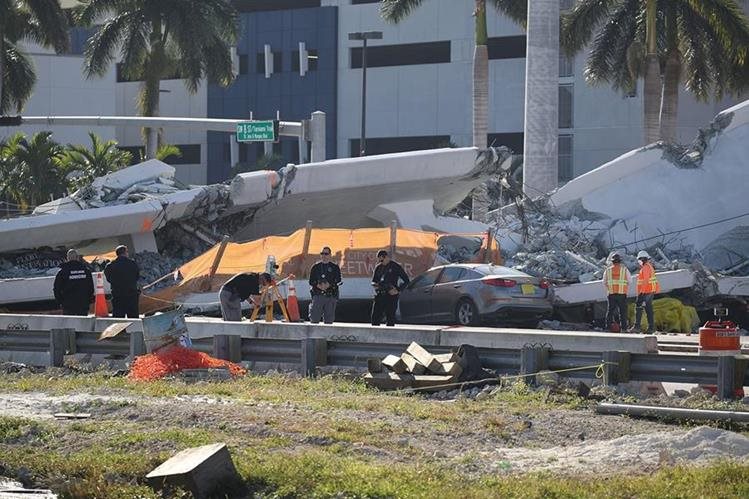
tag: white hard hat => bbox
[637,250,651,260]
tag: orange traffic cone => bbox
[286,278,301,322]
[94,272,108,317]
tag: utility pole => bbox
[349,31,382,157]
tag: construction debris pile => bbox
[491,102,749,284]
[364,342,493,391]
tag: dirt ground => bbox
[1,374,748,478]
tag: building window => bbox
[559,53,574,77]
[559,84,574,128]
[487,132,524,154]
[350,41,451,68]
[239,55,249,75]
[349,135,451,156]
[257,51,283,73]
[560,0,576,11]
[351,0,380,4]
[487,36,526,60]
[559,134,573,182]
[292,48,318,72]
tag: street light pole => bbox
[349,31,382,157]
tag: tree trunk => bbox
[642,0,660,144]
[522,0,560,198]
[659,6,680,144]
[0,36,5,115]
[659,51,680,143]
[142,21,165,159]
[643,55,661,144]
[471,0,490,221]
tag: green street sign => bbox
[236,120,278,142]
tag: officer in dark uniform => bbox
[308,246,342,324]
[371,250,410,326]
[219,272,271,321]
[53,249,94,316]
[104,245,140,318]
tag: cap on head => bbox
[637,250,650,260]
[115,245,128,257]
[377,250,388,258]
[66,249,79,261]
[611,252,622,263]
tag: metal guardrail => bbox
[1,329,747,399]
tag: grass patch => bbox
[2,443,747,498]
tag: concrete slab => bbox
[439,326,658,353]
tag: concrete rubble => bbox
[489,99,749,311]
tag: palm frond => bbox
[83,11,134,78]
[561,0,623,56]
[1,42,36,114]
[380,0,425,24]
[24,0,70,52]
[491,0,527,28]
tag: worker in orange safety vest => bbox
[603,252,631,332]
[629,250,660,334]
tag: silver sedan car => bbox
[399,264,553,326]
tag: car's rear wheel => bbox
[455,298,479,326]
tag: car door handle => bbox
[423,289,431,293]
[452,284,462,288]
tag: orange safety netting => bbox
[138,227,501,314]
[128,345,247,381]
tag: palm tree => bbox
[78,0,238,159]
[0,132,66,207]
[57,132,133,188]
[562,0,749,144]
[0,0,69,115]
[381,0,526,219]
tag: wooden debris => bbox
[98,322,133,341]
[433,361,463,377]
[405,342,441,372]
[146,443,239,499]
[433,352,458,364]
[400,352,426,375]
[411,375,456,388]
[53,413,91,419]
[381,354,407,374]
[364,372,415,390]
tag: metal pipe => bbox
[20,116,303,136]
[596,402,749,422]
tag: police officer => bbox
[308,246,342,324]
[371,250,410,326]
[53,249,94,316]
[220,272,271,321]
[104,245,140,318]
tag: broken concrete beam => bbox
[382,354,408,374]
[405,342,441,372]
[432,362,463,377]
[146,443,239,499]
[364,372,415,390]
[401,352,426,374]
[433,352,458,363]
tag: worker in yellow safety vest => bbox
[629,250,661,334]
[603,252,631,332]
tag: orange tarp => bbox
[140,227,500,313]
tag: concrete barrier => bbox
[440,327,658,354]
[0,313,657,354]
